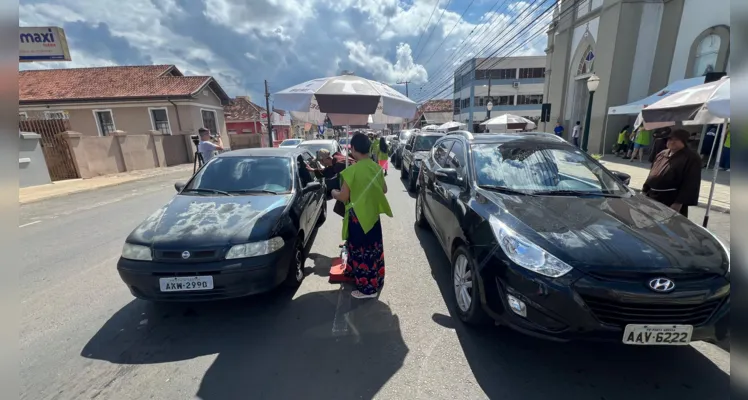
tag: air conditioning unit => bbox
[512,82,520,89]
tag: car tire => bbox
[283,237,306,287]
[451,246,490,326]
[408,169,417,192]
[415,189,429,229]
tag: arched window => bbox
[577,46,595,76]
[687,25,730,78]
[692,34,720,77]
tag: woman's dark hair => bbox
[379,137,388,153]
[622,125,630,131]
[350,133,371,154]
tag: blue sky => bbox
[19,0,549,104]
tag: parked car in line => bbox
[415,131,730,346]
[297,139,342,157]
[392,129,417,169]
[400,131,444,192]
[279,138,303,148]
[117,147,327,302]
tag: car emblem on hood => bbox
[182,251,191,259]
[648,278,675,293]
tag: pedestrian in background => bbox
[554,122,565,138]
[377,136,389,176]
[648,127,671,166]
[571,121,581,147]
[615,125,630,156]
[628,126,651,163]
[642,129,701,217]
[332,133,393,299]
[197,127,224,164]
[719,126,730,171]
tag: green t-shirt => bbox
[634,129,651,146]
[340,158,393,240]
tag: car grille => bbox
[155,249,219,262]
[581,295,725,327]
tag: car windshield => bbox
[298,142,334,155]
[280,139,301,146]
[413,135,440,152]
[472,142,628,195]
[185,156,292,194]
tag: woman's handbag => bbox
[333,200,346,217]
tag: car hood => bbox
[481,191,728,275]
[127,194,292,249]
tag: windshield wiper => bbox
[229,189,281,195]
[532,189,622,198]
[181,188,232,196]
[478,185,536,196]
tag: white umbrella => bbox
[273,74,417,126]
[480,114,537,131]
[422,124,440,131]
[437,121,467,132]
[640,77,730,129]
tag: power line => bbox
[416,0,549,100]
[397,80,411,97]
[414,0,456,63]
[420,0,478,68]
[411,0,442,59]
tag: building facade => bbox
[453,56,546,132]
[543,0,730,153]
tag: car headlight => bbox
[121,243,152,261]
[226,237,285,259]
[489,216,573,278]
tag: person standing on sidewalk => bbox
[571,121,581,147]
[642,129,701,217]
[554,122,565,138]
[197,128,224,164]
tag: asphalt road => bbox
[20,168,731,400]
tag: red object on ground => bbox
[329,257,354,283]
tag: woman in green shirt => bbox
[332,133,393,299]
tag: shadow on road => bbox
[81,287,407,400]
[413,225,730,399]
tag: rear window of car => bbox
[185,156,292,194]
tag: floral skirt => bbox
[378,159,388,170]
[344,208,385,295]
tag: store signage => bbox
[20,27,71,62]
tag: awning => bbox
[607,76,706,115]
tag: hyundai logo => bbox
[181,251,191,259]
[648,277,675,293]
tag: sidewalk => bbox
[601,156,730,213]
[20,164,194,204]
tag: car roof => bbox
[298,139,336,144]
[445,131,568,145]
[218,147,310,158]
[414,131,445,137]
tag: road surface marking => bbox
[19,220,41,228]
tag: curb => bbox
[632,189,730,214]
[20,166,193,205]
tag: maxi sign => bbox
[20,27,71,62]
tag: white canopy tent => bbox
[422,124,440,131]
[437,121,467,132]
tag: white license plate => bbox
[159,276,214,292]
[622,324,693,346]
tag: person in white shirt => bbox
[571,121,581,147]
[197,128,224,165]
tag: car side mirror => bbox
[174,181,186,192]
[303,181,322,193]
[405,144,413,151]
[611,171,631,186]
[435,168,459,185]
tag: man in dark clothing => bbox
[642,129,702,217]
[648,128,671,166]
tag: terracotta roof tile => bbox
[419,99,453,113]
[224,96,266,121]
[19,65,215,102]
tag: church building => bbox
[542,0,730,153]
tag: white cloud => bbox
[344,41,428,84]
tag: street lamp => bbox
[485,101,493,133]
[581,73,599,152]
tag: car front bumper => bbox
[473,252,730,343]
[117,242,295,302]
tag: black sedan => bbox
[416,131,730,346]
[117,147,326,302]
[400,131,444,192]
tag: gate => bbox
[19,116,80,181]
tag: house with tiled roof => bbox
[223,96,292,146]
[412,99,453,128]
[19,64,232,142]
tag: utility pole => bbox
[397,80,410,98]
[264,80,273,148]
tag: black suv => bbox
[400,131,444,192]
[415,131,730,345]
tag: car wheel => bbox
[408,170,417,192]
[284,237,306,287]
[452,246,490,325]
[415,189,429,229]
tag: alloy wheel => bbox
[453,254,473,313]
[416,193,423,220]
